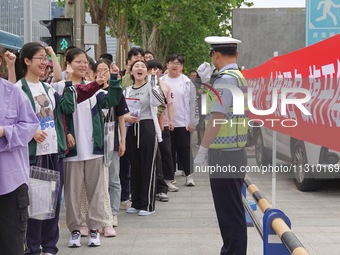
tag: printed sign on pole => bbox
[306,0,340,46]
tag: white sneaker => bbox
[138,210,155,216]
[126,207,140,214]
[112,215,118,227]
[88,230,101,247]
[165,180,179,192]
[41,253,53,255]
[68,230,81,248]
[155,193,169,202]
[185,175,195,186]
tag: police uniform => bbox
[196,36,248,255]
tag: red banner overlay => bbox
[242,35,340,152]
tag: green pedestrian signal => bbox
[60,38,69,51]
[55,37,72,54]
[53,18,73,54]
[39,18,73,53]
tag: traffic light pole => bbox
[65,0,84,49]
[74,0,85,49]
[23,0,33,43]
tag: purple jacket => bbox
[0,78,39,195]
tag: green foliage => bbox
[121,0,253,71]
[67,0,253,71]
[56,0,64,7]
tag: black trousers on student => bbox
[126,120,157,212]
[170,127,193,176]
[119,154,131,201]
[159,127,174,180]
[209,148,247,255]
[0,184,29,255]
[155,147,169,194]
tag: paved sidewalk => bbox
[57,151,262,255]
[57,147,340,255]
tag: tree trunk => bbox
[95,19,107,59]
[88,0,110,60]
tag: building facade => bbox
[0,0,51,44]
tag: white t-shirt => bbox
[52,81,103,162]
[127,83,153,120]
[15,80,58,156]
[64,95,102,162]
[160,75,186,127]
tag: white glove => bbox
[197,62,212,84]
[194,146,208,170]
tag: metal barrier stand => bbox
[243,177,310,255]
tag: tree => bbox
[58,0,253,71]
[87,0,111,58]
[124,0,253,71]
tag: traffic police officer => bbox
[194,36,248,255]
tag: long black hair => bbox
[16,42,45,81]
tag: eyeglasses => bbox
[97,68,109,73]
[74,60,89,65]
[32,57,49,63]
[209,50,215,57]
[169,61,182,66]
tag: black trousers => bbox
[0,184,29,255]
[171,127,193,176]
[126,120,157,212]
[209,148,247,255]
[156,147,169,194]
[159,127,174,180]
[119,154,131,201]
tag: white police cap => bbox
[205,36,241,52]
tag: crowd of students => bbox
[0,43,202,254]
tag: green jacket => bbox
[65,79,123,157]
[21,78,76,164]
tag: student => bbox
[60,48,122,248]
[144,50,155,62]
[77,59,127,237]
[84,57,96,82]
[0,77,39,255]
[14,42,90,255]
[61,46,77,80]
[99,53,113,63]
[121,47,145,89]
[146,60,178,203]
[119,47,145,209]
[97,59,129,230]
[160,54,198,186]
[125,60,164,216]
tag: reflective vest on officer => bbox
[206,69,249,149]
